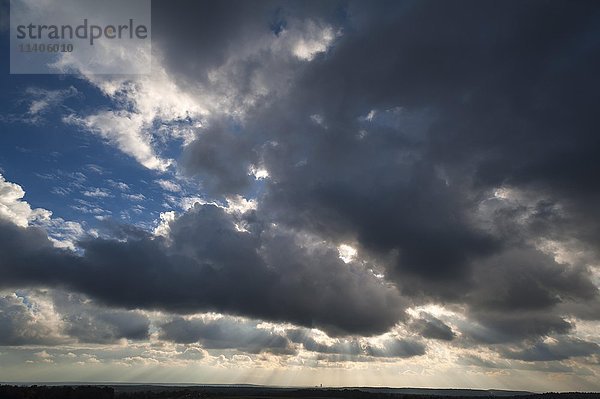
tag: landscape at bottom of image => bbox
[0,385,599,399]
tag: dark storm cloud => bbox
[160,317,293,354]
[181,123,257,195]
[454,248,598,344]
[0,221,82,288]
[460,311,573,345]
[457,355,512,370]
[152,0,273,82]
[557,299,600,322]
[473,249,597,312]
[367,338,426,358]
[257,0,600,285]
[500,338,600,362]
[160,0,600,349]
[152,0,345,85]
[51,291,151,344]
[457,354,576,374]
[410,313,455,341]
[0,203,404,337]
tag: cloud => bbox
[289,19,340,61]
[500,337,600,362]
[64,112,172,171]
[181,123,256,195]
[0,204,405,336]
[2,0,600,374]
[286,328,425,358]
[107,180,130,191]
[0,174,83,249]
[82,187,113,198]
[161,0,600,348]
[51,291,150,344]
[0,174,48,227]
[25,87,78,116]
[155,179,182,193]
[460,311,575,346]
[0,292,65,346]
[21,86,79,124]
[160,316,293,354]
[50,13,205,172]
[370,338,426,358]
[410,313,456,341]
[0,86,79,125]
[469,249,597,313]
[122,193,146,202]
[0,288,149,346]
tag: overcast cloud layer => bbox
[0,0,599,391]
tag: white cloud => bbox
[249,165,269,180]
[0,174,49,227]
[0,291,68,346]
[156,179,182,193]
[289,20,340,61]
[0,174,84,249]
[56,45,207,172]
[37,217,85,251]
[164,194,255,215]
[107,180,130,191]
[51,187,71,196]
[338,244,358,263]
[153,211,176,238]
[122,193,146,202]
[47,16,342,177]
[48,16,342,168]
[225,195,257,214]
[71,198,111,217]
[85,164,105,174]
[26,86,78,117]
[0,86,79,125]
[82,187,113,198]
[177,196,207,211]
[64,112,172,172]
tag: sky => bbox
[0,0,600,391]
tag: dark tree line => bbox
[0,385,114,399]
[1,386,599,399]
